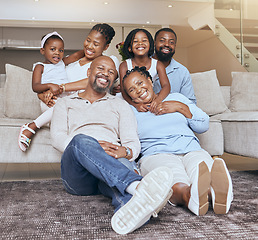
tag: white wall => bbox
[173,47,189,70]
[0,49,78,74]
[0,26,248,87]
[187,35,247,86]
[0,26,162,73]
[0,27,91,74]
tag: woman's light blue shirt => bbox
[131,93,209,157]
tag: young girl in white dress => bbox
[119,28,170,113]
[18,23,119,151]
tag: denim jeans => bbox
[61,134,142,211]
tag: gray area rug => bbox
[0,171,257,240]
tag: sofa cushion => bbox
[4,64,41,119]
[0,123,61,163]
[229,72,258,112]
[221,111,258,159]
[0,88,4,118]
[191,70,229,116]
[220,86,231,108]
[0,74,5,88]
[220,111,258,122]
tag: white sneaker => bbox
[188,161,211,216]
[211,158,233,214]
[111,166,173,235]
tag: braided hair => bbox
[122,28,154,59]
[91,23,115,45]
[122,66,152,86]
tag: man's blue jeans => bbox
[61,134,143,211]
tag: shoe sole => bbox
[211,159,229,214]
[111,166,173,235]
[197,161,211,215]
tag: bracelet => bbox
[60,84,66,92]
[125,147,131,158]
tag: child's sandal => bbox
[18,123,35,152]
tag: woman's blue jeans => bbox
[61,134,142,211]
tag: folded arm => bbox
[155,93,209,134]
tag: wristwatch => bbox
[125,147,131,158]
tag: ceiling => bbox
[1,1,257,44]
[0,0,215,28]
[4,0,257,50]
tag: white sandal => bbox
[18,123,35,152]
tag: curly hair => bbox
[122,28,154,59]
[122,66,153,87]
[91,23,115,45]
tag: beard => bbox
[155,46,175,62]
[92,75,111,93]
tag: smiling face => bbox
[83,30,109,61]
[123,71,155,104]
[87,56,117,93]
[41,38,64,64]
[130,31,150,57]
[155,31,176,62]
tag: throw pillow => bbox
[4,64,41,119]
[191,69,228,116]
[229,72,258,111]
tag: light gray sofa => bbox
[0,64,62,163]
[0,65,257,163]
[191,70,258,160]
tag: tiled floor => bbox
[0,163,60,181]
[0,153,257,182]
[221,153,258,171]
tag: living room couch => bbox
[191,69,258,159]
[0,65,257,163]
[0,64,62,163]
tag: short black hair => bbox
[41,34,63,48]
[122,66,153,93]
[154,28,177,43]
[122,28,154,59]
[91,23,115,45]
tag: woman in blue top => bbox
[122,66,233,216]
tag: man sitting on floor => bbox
[50,55,174,235]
